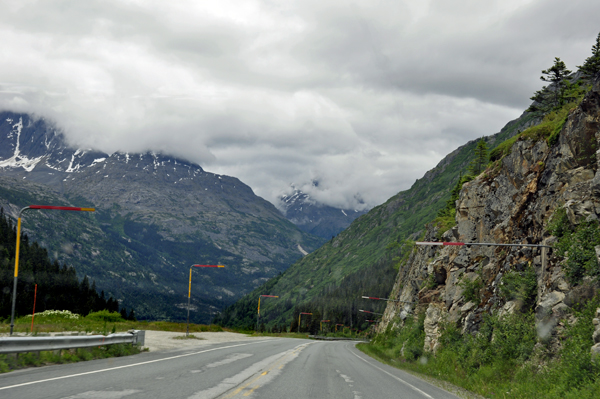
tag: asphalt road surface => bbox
[0,338,459,398]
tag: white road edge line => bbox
[0,339,275,391]
[346,344,434,399]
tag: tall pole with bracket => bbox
[256,295,278,332]
[187,264,224,337]
[10,205,95,335]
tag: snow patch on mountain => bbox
[0,117,45,172]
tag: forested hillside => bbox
[214,108,538,331]
[0,208,130,320]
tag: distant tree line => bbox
[214,243,399,334]
[0,208,135,320]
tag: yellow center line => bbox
[221,352,292,398]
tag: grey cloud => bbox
[291,0,600,107]
[1,0,599,210]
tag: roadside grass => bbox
[249,331,311,339]
[223,326,313,339]
[0,344,142,373]
[0,310,224,335]
[248,330,369,340]
[356,297,600,398]
[0,309,224,373]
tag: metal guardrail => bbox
[0,330,145,354]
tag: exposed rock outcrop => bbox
[591,308,600,360]
[379,73,600,353]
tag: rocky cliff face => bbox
[379,73,600,353]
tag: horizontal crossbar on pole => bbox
[361,296,415,304]
[415,242,553,248]
[28,205,95,212]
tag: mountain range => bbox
[0,111,325,322]
[278,186,368,239]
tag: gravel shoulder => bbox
[142,331,274,352]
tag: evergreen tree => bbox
[0,208,129,319]
[579,32,600,77]
[528,57,572,115]
[469,138,488,176]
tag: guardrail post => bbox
[129,330,145,347]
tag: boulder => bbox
[536,291,565,320]
[591,343,600,361]
[423,304,445,353]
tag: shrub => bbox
[434,174,474,236]
[86,310,124,323]
[459,275,483,303]
[556,220,600,284]
[500,266,538,310]
[547,206,571,238]
[23,310,81,321]
[489,135,519,162]
[547,207,600,285]
[372,314,426,362]
[549,294,600,394]
[489,98,584,163]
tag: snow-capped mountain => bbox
[0,111,324,322]
[0,113,210,189]
[279,187,368,239]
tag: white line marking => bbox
[0,340,274,392]
[204,353,254,369]
[61,389,142,398]
[346,345,434,399]
[188,342,314,399]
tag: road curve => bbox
[0,338,459,399]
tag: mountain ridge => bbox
[278,187,368,239]
[0,111,324,322]
[214,109,539,330]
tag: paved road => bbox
[0,338,459,398]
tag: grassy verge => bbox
[0,309,225,373]
[356,296,600,398]
[355,343,483,399]
[0,344,142,373]
[0,310,224,335]
[249,332,312,339]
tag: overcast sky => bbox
[1,0,599,210]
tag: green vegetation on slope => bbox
[359,295,600,398]
[0,208,131,321]
[3,308,223,335]
[215,251,398,332]
[549,207,600,284]
[491,94,589,163]
[215,110,536,330]
[0,175,322,323]
[359,48,600,398]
